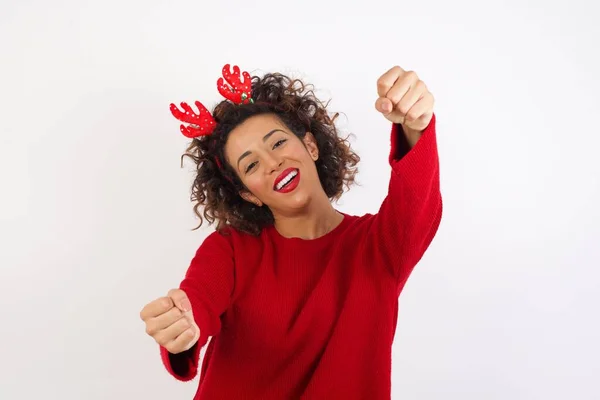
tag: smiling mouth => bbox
[274,169,299,191]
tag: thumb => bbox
[181,316,201,352]
[375,97,393,115]
[167,288,192,313]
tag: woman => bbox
[140,63,442,399]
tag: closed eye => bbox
[273,139,287,149]
[245,161,257,173]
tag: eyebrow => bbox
[236,129,286,169]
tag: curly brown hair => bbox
[180,71,360,236]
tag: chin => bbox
[268,189,313,213]
[285,191,313,210]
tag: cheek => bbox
[289,143,313,161]
[244,175,270,196]
[296,145,317,167]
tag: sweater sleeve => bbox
[365,114,442,292]
[159,230,235,381]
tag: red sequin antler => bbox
[170,64,253,140]
[217,64,253,105]
[169,101,216,138]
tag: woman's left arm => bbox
[364,66,443,291]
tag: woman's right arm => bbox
[157,230,235,381]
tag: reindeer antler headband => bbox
[169,64,254,138]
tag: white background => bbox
[1,0,599,399]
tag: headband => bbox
[170,64,254,175]
[169,64,254,138]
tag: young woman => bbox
[140,64,442,399]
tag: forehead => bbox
[225,113,288,156]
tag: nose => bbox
[264,152,283,173]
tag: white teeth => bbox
[276,170,298,190]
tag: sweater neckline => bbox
[267,211,350,246]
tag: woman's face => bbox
[224,113,321,214]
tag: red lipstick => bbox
[273,168,300,193]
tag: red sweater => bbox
[159,115,442,399]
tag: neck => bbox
[272,193,343,240]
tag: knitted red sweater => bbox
[159,115,442,399]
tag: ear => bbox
[240,190,263,207]
[303,132,319,161]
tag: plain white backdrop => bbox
[1,0,599,398]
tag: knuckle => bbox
[155,332,169,345]
[165,342,177,353]
[406,70,418,79]
[161,297,172,310]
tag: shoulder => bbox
[341,211,375,225]
[197,225,265,254]
[187,227,261,270]
[336,212,378,238]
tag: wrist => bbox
[401,124,423,148]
